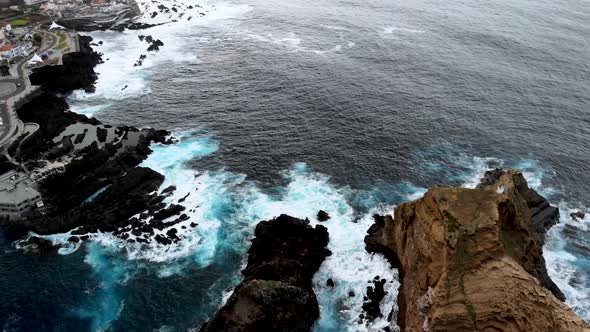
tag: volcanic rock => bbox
[476,168,504,188]
[364,170,589,331]
[317,210,330,221]
[19,236,59,254]
[362,277,386,321]
[570,210,586,221]
[29,36,102,93]
[200,214,331,331]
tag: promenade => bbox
[0,29,63,152]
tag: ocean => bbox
[1,0,589,330]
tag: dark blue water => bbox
[2,0,589,330]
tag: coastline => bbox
[1,35,183,248]
[0,0,589,330]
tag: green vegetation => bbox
[501,230,524,258]
[8,19,29,26]
[465,301,477,326]
[444,274,452,301]
[54,32,69,51]
[57,31,67,43]
[443,210,461,234]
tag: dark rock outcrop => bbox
[2,34,178,239]
[570,211,585,221]
[200,215,331,332]
[364,170,588,331]
[476,168,504,188]
[317,210,330,221]
[21,167,164,235]
[362,276,387,321]
[18,236,59,254]
[29,36,102,93]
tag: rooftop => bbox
[0,170,41,205]
[0,44,16,51]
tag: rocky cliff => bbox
[365,170,589,331]
[200,215,331,332]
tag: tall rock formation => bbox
[365,170,589,331]
[200,214,331,332]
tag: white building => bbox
[0,44,30,61]
[24,0,48,5]
[0,171,44,221]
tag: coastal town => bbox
[0,0,141,221]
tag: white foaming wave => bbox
[459,156,503,189]
[231,163,400,332]
[17,230,84,255]
[545,203,590,322]
[244,32,344,56]
[70,0,251,102]
[68,103,113,117]
[321,24,351,31]
[515,159,558,197]
[382,26,425,35]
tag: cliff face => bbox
[365,170,589,332]
[201,215,331,332]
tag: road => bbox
[0,29,59,150]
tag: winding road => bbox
[0,29,59,150]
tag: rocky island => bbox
[200,214,331,331]
[365,170,590,331]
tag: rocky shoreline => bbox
[365,170,589,331]
[200,215,331,331]
[1,35,187,249]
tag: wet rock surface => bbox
[362,276,387,322]
[200,214,331,332]
[317,210,330,221]
[365,170,589,331]
[0,35,182,242]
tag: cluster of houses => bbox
[33,0,135,19]
[0,24,35,64]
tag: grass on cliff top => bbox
[57,31,67,43]
[8,19,29,26]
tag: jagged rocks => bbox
[18,236,59,254]
[326,278,335,287]
[21,167,164,235]
[476,168,504,188]
[200,214,331,332]
[147,39,164,52]
[364,170,589,331]
[571,210,586,221]
[362,276,387,321]
[317,210,331,221]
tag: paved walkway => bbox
[0,29,59,151]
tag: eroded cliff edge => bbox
[201,214,331,332]
[365,170,589,331]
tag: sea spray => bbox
[76,242,133,331]
[29,133,590,328]
[68,0,251,104]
